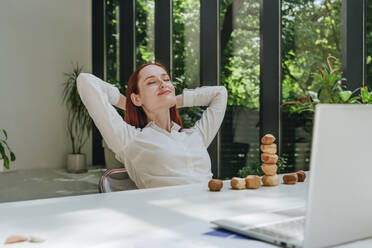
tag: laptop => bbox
[212,104,372,247]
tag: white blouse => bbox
[77,73,227,189]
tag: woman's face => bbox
[131,65,176,112]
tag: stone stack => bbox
[260,134,279,186]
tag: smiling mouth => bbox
[158,90,171,96]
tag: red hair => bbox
[124,62,183,130]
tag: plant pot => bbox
[67,154,87,173]
[0,159,5,172]
[0,159,12,173]
[102,140,123,169]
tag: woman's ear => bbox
[130,93,142,107]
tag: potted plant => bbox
[62,64,92,173]
[0,128,16,172]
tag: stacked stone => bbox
[260,134,279,186]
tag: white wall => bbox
[0,0,92,170]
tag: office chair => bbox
[99,168,138,193]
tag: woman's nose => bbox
[159,80,166,88]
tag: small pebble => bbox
[230,177,246,190]
[245,175,261,189]
[208,179,223,192]
[4,235,28,244]
[262,175,280,186]
[283,173,298,184]
[29,233,46,243]
[261,134,276,145]
[260,144,277,154]
[296,170,306,182]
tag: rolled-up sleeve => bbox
[77,73,139,159]
[183,86,227,147]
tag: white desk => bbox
[0,177,371,248]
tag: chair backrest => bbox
[99,168,138,193]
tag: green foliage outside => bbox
[282,56,372,113]
[136,0,155,67]
[220,0,260,109]
[280,0,342,174]
[281,0,342,106]
[172,0,204,128]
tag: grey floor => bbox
[0,168,105,203]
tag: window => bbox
[173,0,203,129]
[100,0,365,178]
[173,0,200,88]
[136,0,155,67]
[105,0,119,83]
[219,0,260,178]
[281,0,342,171]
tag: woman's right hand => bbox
[115,94,126,111]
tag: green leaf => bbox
[348,96,361,103]
[0,129,7,140]
[10,152,16,161]
[1,140,12,153]
[339,91,351,102]
[0,144,10,169]
[352,87,361,95]
[2,156,9,169]
[327,73,339,85]
[361,87,369,101]
[0,143,5,156]
[312,73,324,83]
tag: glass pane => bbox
[173,0,200,88]
[105,0,119,83]
[367,0,372,88]
[104,0,123,169]
[173,0,202,128]
[281,0,342,171]
[219,0,260,179]
[136,0,155,67]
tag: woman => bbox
[77,62,227,189]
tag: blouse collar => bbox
[145,121,181,133]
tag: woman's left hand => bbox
[176,94,184,108]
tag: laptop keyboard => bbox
[249,217,305,242]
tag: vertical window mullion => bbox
[119,0,136,85]
[342,0,364,90]
[259,0,281,148]
[92,0,105,166]
[155,0,172,73]
[200,0,220,178]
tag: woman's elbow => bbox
[218,86,228,102]
[77,73,89,87]
[77,73,95,95]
